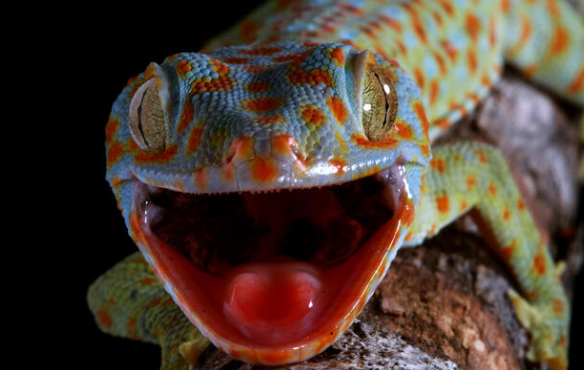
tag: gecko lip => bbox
[130,165,409,364]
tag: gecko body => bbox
[88,0,584,369]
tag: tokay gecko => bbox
[88,0,584,368]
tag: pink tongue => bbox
[224,262,322,341]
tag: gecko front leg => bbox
[405,142,569,370]
[87,252,211,369]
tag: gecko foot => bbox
[507,289,568,370]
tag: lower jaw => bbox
[128,169,409,365]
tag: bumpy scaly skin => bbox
[89,0,584,369]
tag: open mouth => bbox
[130,165,409,364]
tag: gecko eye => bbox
[128,63,170,151]
[362,65,398,142]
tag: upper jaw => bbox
[127,163,413,365]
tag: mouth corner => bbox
[128,166,409,364]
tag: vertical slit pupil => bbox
[373,72,390,128]
[137,89,151,148]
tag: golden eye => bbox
[362,65,398,142]
[128,63,169,151]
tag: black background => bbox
[52,2,583,369]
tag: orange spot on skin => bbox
[465,13,482,42]
[127,317,140,340]
[395,40,408,56]
[327,96,348,124]
[434,118,451,130]
[465,92,481,104]
[256,115,284,124]
[501,0,510,13]
[550,26,569,56]
[404,231,414,241]
[503,207,510,221]
[242,97,283,112]
[360,26,379,41]
[475,150,488,163]
[553,299,565,315]
[440,40,458,62]
[413,68,425,90]
[97,307,112,329]
[273,53,303,63]
[141,278,157,285]
[107,142,124,166]
[449,101,467,117]
[288,68,333,86]
[430,158,446,173]
[433,11,443,28]
[401,196,416,227]
[147,298,162,308]
[533,254,547,275]
[247,82,271,92]
[241,20,260,43]
[272,134,300,158]
[338,3,365,16]
[245,65,269,73]
[105,118,119,143]
[194,168,208,191]
[239,46,282,56]
[467,50,478,74]
[403,3,427,44]
[516,17,532,50]
[191,75,233,94]
[480,74,493,88]
[187,128,204,153]
[488,183,497,196]
[466,176,476,191]
[177,102,194,133]
[433,52,447,75]
[222,163,235,182]
[523,64,538,78]
[330,47,345,65]
[429,80,439,105]
[489,16,497,47]
[302,106,325,125]
[559,335,567,348]
[250,157,278,184]
[351,134,398,149]
[460,200,468,212]
[135,146,178,163]
[329,158,347,175]
[567,67,584,94]
[379,15,402,33]
[420,145,430,157]
[177,60,192,75]
[223,57,249,64]
[436,194,450,213]
[517,199,526,211]
[111,176,123,187]
[547,0,560,16]
[501,239,517,259]
[436,0,454,15]
[526,291,538,300]
[394,120,413,140]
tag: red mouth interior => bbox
[134,172,399,352]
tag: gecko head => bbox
[104,42,430,365]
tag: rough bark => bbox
[194,67,583,370]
